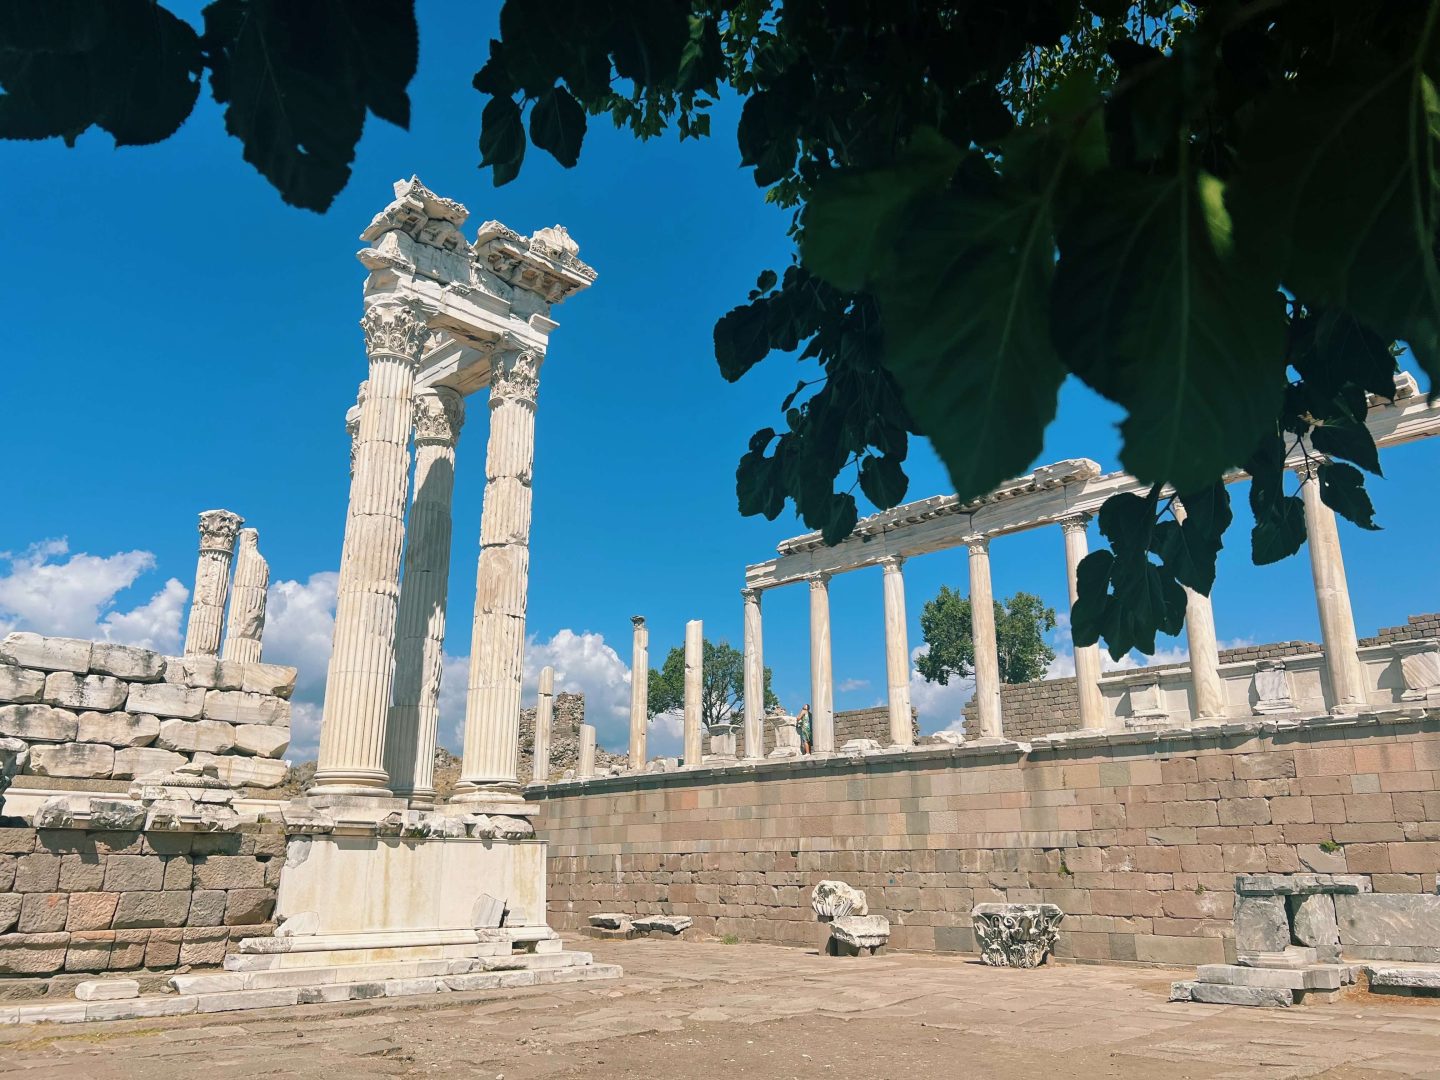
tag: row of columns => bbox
[735,465,1369,749]
[312,300,542,808]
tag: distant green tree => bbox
[917,588,1057,687]
[648,638,778,729]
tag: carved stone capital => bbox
[359,302,431,365]
[489,346,541,405]
[963,534,990,556]
[631,615,646,628]
[878,554,905,574]
[1058,513,1092,534]
[741,587,763,604]
[412,386,465,446]
[806,572,831,590]
[197,510,244,555]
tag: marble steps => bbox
[1364,963,1440,993]
[182,949,593,994]
[2,959,623,1026]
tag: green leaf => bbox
[479,94,525,185]
[529,85,586,168]
[1228,58,1440,385]
[1310,415,1382,476]
[1053,169,1287,491]
[0,0,201,147]
[1317,461,1380,531]
[755,269,778,293]
[858,454,908,509]
[1097,490,1154,550]
[802,129,962,292]
[202,0,417,212]
[1295,310,1399,403]
[1070,549,1115,648]
[714,301,771,382]
[737,89,798,187]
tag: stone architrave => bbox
[1172,499,1225,721]
[385,386,464,808]
[741,590,765,760]
[1300,467,1368,712]
[1253,660,1295,714]
[807,573,835,753]
[221,528,269,665]
[879,556,913,747]
[972,903,1064,968]
[312,300,431,797]
[682,619,703,766]
[576,723,596,781]
[182,510,244,658]
[453,345,542,807]
[1060,515,1105,730]
[531,665,554,782]
[965,537,1003,738]
[628,616,648,769]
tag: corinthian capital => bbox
[412,386,465,446]
[197,509,244,554]
[963,534,990,556]
[359,301,431,364]
[489,345,541,405]
[1058,513,1092,534]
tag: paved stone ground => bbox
[0,938,1437,1078]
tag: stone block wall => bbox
[530,708,1440,966]
[0,822,282,984]
[0,632,294,792]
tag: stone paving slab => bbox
[0,938,1436,1077]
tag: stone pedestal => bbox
[183,510,243,658]
[221,528,268,665]
[768,711,800,758]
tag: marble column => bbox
[532,665,554,783]
[808,573,835,754]
[313,302,430,797]
[1301,467,1368,712]
[966,536,1003,739]
[683,619,704,766]
[628,616,649,770]
[1060,515,1105,730]
[220,527,268,664]
[183,510,243,658]
[454,346,542,805]
[741,588,765,759]
[577,723,596,781]
[880,557,914,747]
[384,387,464,808]
[1171,499,1225,722]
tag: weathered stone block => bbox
[239,663,297,700]
[74,977,139,1001]
[112,746,187,780]
[125,683,206,721]
[0,633,91,674]
[232,724,289,758]
[0,932,70,974]
[108,929,149,970]
[1335,893,1440,949]
[104,855,167,892]
[64,930,114,972]
[76,711,160,748]
[27,743,115,779]
[202,690,290,727]
[192,855,263,890]
[14,853,60,892]
[0,666,45,704]
[167,657,244,691]
[0,894,21,934]
[144,927,184,968]
[224,889,274,925]
[1289,893,1340,957]
[190,753,288,788]
[112,891,191,929]
[66,892,119,932]
[19,893,68,933]
[157,719,235,754]
[0,703,77,742]
[43,671,127,712]
[89,642,165,682]
[179,926,228,967]
[187,890,226,927]
[1188,982,1292,1007]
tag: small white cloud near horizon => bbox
[837,677,870,693]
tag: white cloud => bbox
[908,643,974,736]
[0,539,188,653]
[838,677,870,693]
[287,701,324,762]
[261,572,339,704]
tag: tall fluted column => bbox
[183,510,243,658]
[531,665,554,782]
[453,346,542,804]
[1301,467,1368,712]
[628,616,649,769]
[967,536,1003,739]
[577,723,596,781]
[808,573,835,754]
[742,589,765,759]
[313,302,430,797]
[683,619,704,766]
[384,387,464,807]
[880,556,914,747]
[1060,515,1105,730]
[221,528,269,664]
[1171,499,1225,722]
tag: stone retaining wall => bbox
[0,632,294,790]
[0,822,282,984]
[529,707,1440,966]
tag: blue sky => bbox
[1,3,1435,760]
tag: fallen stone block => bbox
[42,672,127,712]
[74,978,139,1001]
[1365,965,1440,991]
[89,643,166,682]
[126,683,206,721]
[76,710,160,748]
[632,915,693,935]
[1188,983,1292,1008]
[195,987,300,1013]
[587,913,631,931]
[1196,964,1343,991]
[28,743,116,779]
[1169,981,1196,1001]
[828,915,890,956]
[0,703,77,743]
[0,666,45,705]
[85,995,198,1021]
[0,633,91,674]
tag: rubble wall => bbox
[0,632,294,792]
[0,821,282,987]
[530,708,1440,966]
